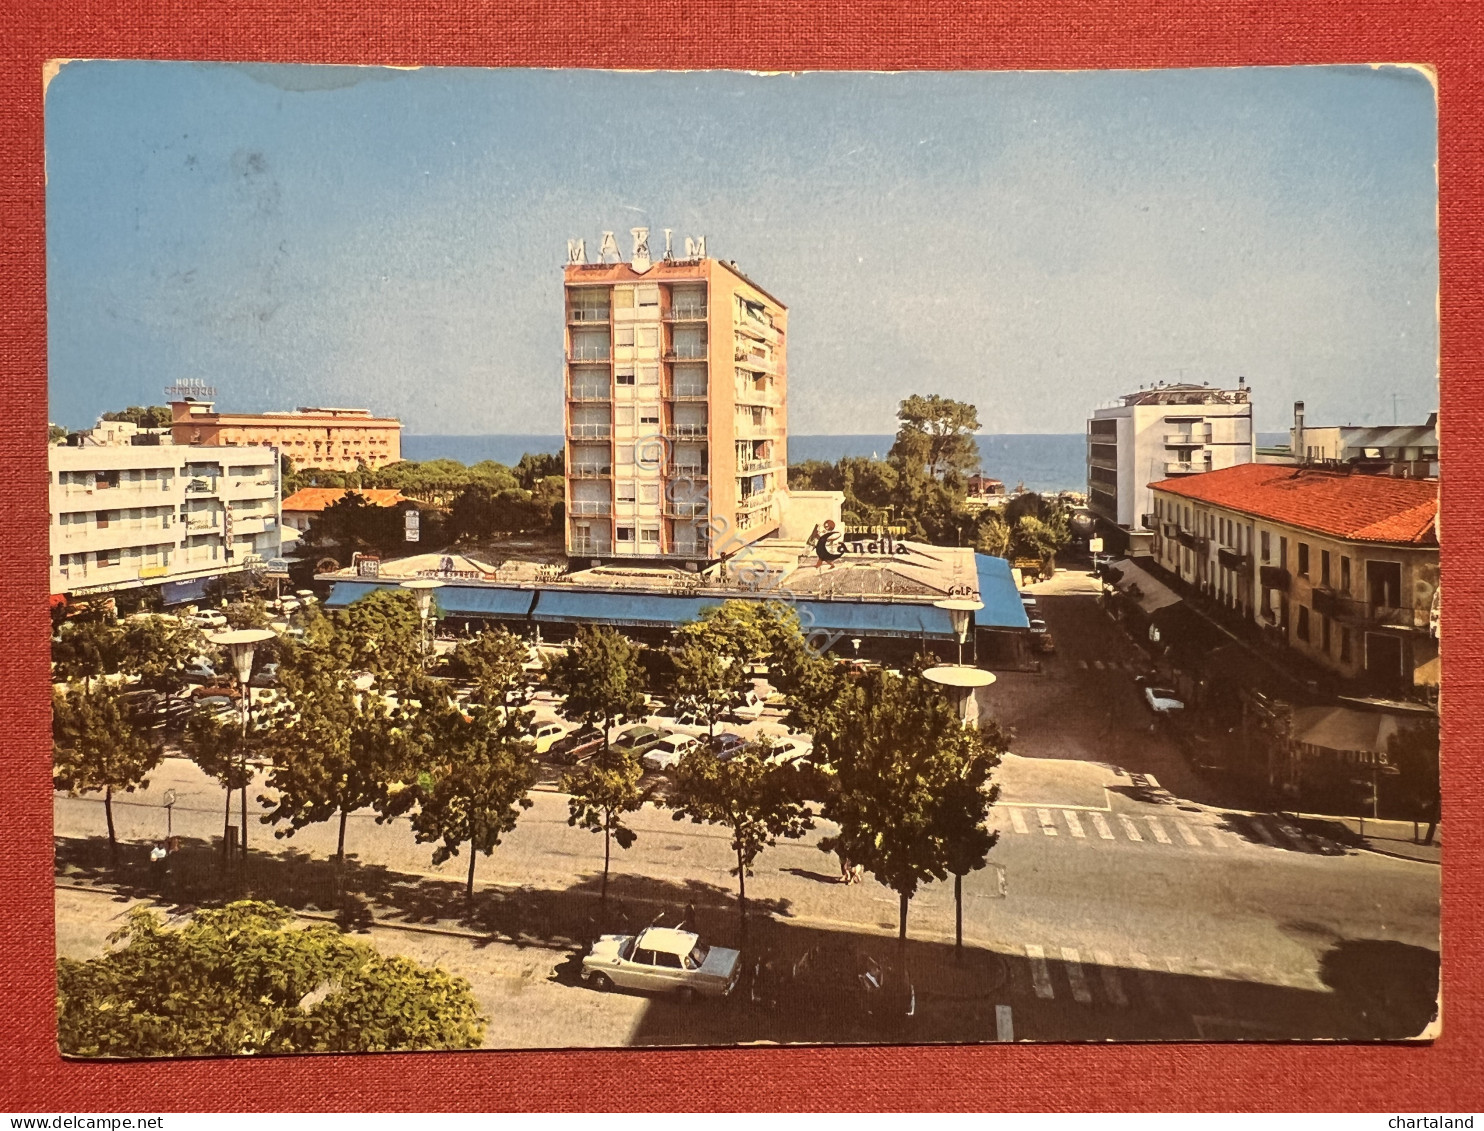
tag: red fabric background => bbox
[3,0,1480,1112]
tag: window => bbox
[1260,530,1270,563]
[1321,613,1331,653]
[1279,537,1288,569]
[95,471,119,490]
[1321,550,1331,587]
[1340,627,1352,663]
[1297,542,1309,577]
[633,947,654,965]
[653,951,682,969]
[636,285,659,307]
[96,549,121,568]
[639,409,659,425]
[640,483,659,504]
[615,405,634,426]
[96,511,111,529]
[1340,556,1351,592]
[639,365,659,386]
[616,482,636,503]
[616,526,635,542]
[1296,605,1310,642]
[614,326,635,347]
[641,527,660,545]
[1367,560,1402,609]
[613,288,634,309]
[616,366,635,386]
[637,326,658,348]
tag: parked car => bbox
[643,733,701,771]
[707,732,749,762]
[531,721,567,755]
[583,927,742,1000]
[547,725,605,765]
[194,694,239,723]
[1140,682,1184,715]
[761,735,813,768]
[651,703,709,733]
[249,662,280,688]
[295,589,318,603]
[117,688,167,723]
[727,688,770,723]
[181,661,219,685]
[610,725,671,758]
[278,597,301,614]
[187,610,228,630]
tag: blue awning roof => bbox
[791,600,955,640]
[436,587,537,619]
[160,576,212,606]
[975,554,1031,629]
[324,581,386,608]
[531,590,725,628]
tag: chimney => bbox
[1293,400,1306,461]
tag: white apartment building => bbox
[49,442,282,604]
[1087,380,1255,552]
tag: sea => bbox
[401,432,1293,497]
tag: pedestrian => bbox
[685,900,697,931]
[837,849,853,884]
[850,863,865,885]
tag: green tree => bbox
[57,900,485,1056]
[934,719,1009,958]
[333,587,426,682]
[258,637,424,867]
[889,394,982,481]
[667,745,814,921]
[117,614,205,692]
[448,626,531,708]
[302,492,423,558]
[401,704,538,903]
[560,749,653,915]
[545,625,648,753]
[51,615,124,691]
[974,512,1014,559]
[101,404,172,429]
[1388,720,1440,844]
[515,451,563,489]
[49,423,68,443]
[679,599,772,665]
[53,683,163,865]
[668,642,742,738]
[815,668,1003,951]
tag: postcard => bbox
[46,61,1439,1055]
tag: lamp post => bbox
[922,664,996,727]
[208,627,276,864]
[934,598,984,668]
[400,578,445,664]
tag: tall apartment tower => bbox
[1086,380,1255,553]
[563,245,787,563]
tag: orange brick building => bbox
[170,397,403,472]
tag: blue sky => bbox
[45,63,1438,435]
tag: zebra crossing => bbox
[992,802,1346,856]
[990,942,1319,1036]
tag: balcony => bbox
[567,345,611,362]
[736,457,777,475]
[569,463,613,478]
[1310,587,1341,618]
[568,307,611,324]
[663,346,709,362]
[1216,547,1251,571]
[665,304,708,321]
[567,423,613,440]
[1163,461,1210,476]
[568,539,612,556]
[568,500,613,516]
[1259,565,1290,591]
[184,478,219,495]
[664,500,709,518]
[568,386,610,402]
[1141,513,1158,531]
[1175,529,1207,552]
[666,423,709,440]
[1164,433,1209,447]
[664,463,708,479]
[737,492,775,514]
[667,385,709,401]
[1367,603,1431,632]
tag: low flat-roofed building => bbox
[317,537,1031,668]
[50,442,281,606]
[169,393,402,472]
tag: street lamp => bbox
[934,598,984,667]
[400,578,445,663]
[208,627,276,864]
[922,664,997,727]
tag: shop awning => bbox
[975,554,1031,629]
[435,587,538,619]
[1108,559,1183,615]
[530,590,725,628]
[161,576,213,606]
[324,581,387,608]
[1291,705,1411,758]
[790,600,956,639]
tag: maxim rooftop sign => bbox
[567,228,706,272]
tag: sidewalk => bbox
[1289,812,1441,865]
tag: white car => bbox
[642,733,700,771]
[583,927,742,1000]
[761,735,813,768]
[188,610,228,629]
[1142,685,1184,715]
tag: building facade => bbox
[169,392,402,472]
[562,243,787,563]
[1148,463,1438,697]
[1087,381,1255,550]
[50,443,282,604]
[1290,401,1439,479]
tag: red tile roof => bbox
[281,487,406,513]
[1149,464,1438,545]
